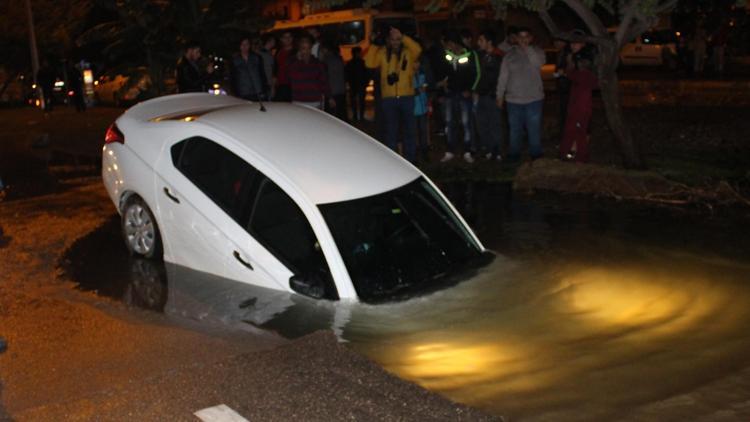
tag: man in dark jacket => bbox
[177,41,214,93]
[321,43,347,121]
[474,29,504,160]
[438,30,480,163]
[231,36,268,101]
[345,47,368,122]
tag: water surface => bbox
[66,183,750,420]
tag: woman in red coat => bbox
[559,41,598,163]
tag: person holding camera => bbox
[364,26,422,163]
[177,40,215,93]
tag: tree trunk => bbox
[145,48,165,96]
[539,1,647,169]
[597,44,646,169]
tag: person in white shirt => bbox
[496,27,546,161]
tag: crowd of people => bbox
[176,25,599,165]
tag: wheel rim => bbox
[124,204,155,255]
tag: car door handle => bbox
[163,187,180,204]
[233,250,254,270]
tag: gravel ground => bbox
[16,330,497,421]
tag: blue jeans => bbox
[444,94,473,153]
[474,95,503,157]
[382,96,417,162]
[506,100,544,160]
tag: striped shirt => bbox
[287,56,327,103]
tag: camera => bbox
[387,72,399,85]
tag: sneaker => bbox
[440,152,455,163]
[463,152,474,164]
[485,152,493,160]
[496,154,503,162]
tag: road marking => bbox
[194,404,249,422]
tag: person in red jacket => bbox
[559,40,598,163]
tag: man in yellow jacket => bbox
[365,27,422,163]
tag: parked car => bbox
[95,69,152,106]
[611,28,679,67]
[102,94,492,303]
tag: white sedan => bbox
[102,94,492,303]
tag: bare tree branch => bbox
[614,0,639,48]
[560,0,608,36]
[538,8,606,46]
[538,9,560,36]
[654,0,679,15]
[623,18,653,46]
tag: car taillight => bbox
[105,123,124,145]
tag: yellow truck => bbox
[269,9,417,61]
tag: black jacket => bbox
[231,52,268,100]
[475,49,504,97]
[442,49,481,94]
[177,58,209,93]
[345,57,368,91]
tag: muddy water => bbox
[64,183,750,420]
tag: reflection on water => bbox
[345,256,750,420]
[69,183,750,420]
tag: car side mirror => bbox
[289,274,325,299]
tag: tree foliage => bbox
[0,0,92,71]
[77,0,268,93]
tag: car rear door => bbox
[154,133,300,293]
[154,135,242,278]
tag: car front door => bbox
[224,174,339,300]
[640,33,663,64]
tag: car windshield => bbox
[319,177,492,303]
[641,30,677,45]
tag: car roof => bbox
[127,94,421,204]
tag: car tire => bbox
[121,196,162,259]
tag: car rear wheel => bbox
[122,196,162,259]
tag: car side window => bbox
[172,137,258,223]
[247,177,338,300]
[172,137,338,300]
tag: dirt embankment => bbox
[514,158,750,212]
